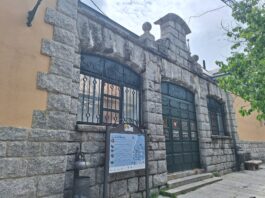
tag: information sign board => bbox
[109,133,145,173]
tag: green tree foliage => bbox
[217,0,265,120]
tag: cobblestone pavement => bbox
[160,165,265,198]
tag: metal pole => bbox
[145,129,150,198]
[103,129,110,198]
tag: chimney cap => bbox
[154,13,191,35]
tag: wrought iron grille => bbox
[78,54,141,125]
[207,97,227,136]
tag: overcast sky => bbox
[81,0,236,70]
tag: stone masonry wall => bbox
[0,126,78,197]
[1,0,261,198]
[238,141,265,161]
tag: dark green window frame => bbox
[77,54,141,126]
[207,97,227,136]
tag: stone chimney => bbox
[155,13,191,64]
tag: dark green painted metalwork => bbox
[27,0,43,27]
[162,82,200,173]
[207,97,227,136]
[78,54,141,126]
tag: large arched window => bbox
[77,54,141,125]
[207,97,227,136]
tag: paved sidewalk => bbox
[160,165,265,198]
[179,165,265,198]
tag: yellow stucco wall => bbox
[0,0,55,128]
[233,96,265,141]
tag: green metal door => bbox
[162,82,200,173]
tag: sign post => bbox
[103,124,149,198]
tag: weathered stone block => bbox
[37,174,65,197]
[0,158,27,179]
[82,141,105,153]
[0,142,6,157]
[41,142,68,156]
[7,142,40,157]
[37,72,72,96]
[47,111,75,130]
[41,39,75,63]
[0,177,36,198]
[57,0,77,19]
[27,156,66,176]
[71,82,79,98]
[131,192,143,198]
[157,160,167,173]
[74,53,81,68]
[67,142,80,153]
[47,93,71,112]
[54,26,76,48]
[29,129,70,142]
[32,110,47,129]
[153,150,166,160]
[72,67,80,83]
[49,57,73,79]
[0,127,28,141]
[70,98,79,115]
[153,173,167,187]
[128,177,138,193]
[139,176,146,191]
[110,180,127,197]
[149,161,158,174]
[45,8,76,33]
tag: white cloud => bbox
[81,0,236,70]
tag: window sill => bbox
[76,124,106,133]
[211,135,231,140]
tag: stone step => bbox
[167,169,205,180]
[167,173,213,188]
[162,177,222,196]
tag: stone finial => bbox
[142,22,152,33]
[139,22,156,49]
[191,55,199,63]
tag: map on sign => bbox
[109,133,145,173]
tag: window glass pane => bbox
[181,120,189,131]
[208,97,226,136]
[217,113,225,135]
[173,130,180,140]
[123,87,139,125]
[78,74,102,123]
[164,129,170,140]
[191,132,197,140]
[190,122,196,131]
[170,100,179,108]
[171,108,180,117]
[103,111,119,124]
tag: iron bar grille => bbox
[207,97,227,136]
[78,55,141,125]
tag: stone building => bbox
[0,0,265,197]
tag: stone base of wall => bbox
[238,141,265,161]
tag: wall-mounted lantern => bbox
[27,0,43,27]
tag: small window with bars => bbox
[207,97,227,136]
[77,55,141,125]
